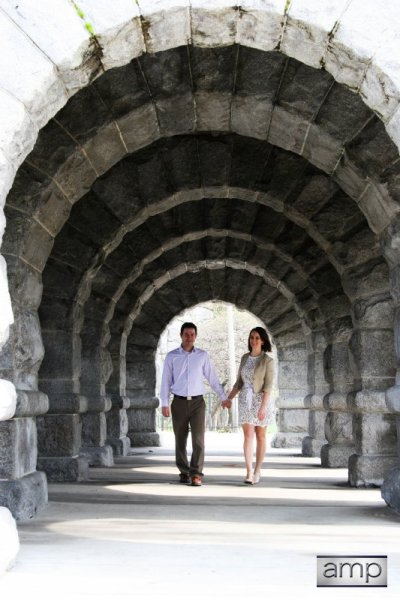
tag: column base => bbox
[107,436,131,456]
[302,436,325,457]
[271,432,304,448]
[0,471,48,521]
[80,445,114,467]
[37,456,89,482]
[348,454,398,487]
[381,467,400,513]
[129,432,160,447]
[320,443,355,468]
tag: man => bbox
[160,322,226,486]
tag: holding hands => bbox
[222,398,232,409]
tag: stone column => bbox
[302,329,329,457]
[347,294,397,486]
[38,291,89,480]
[321,316,355,467]
[125,343,160,447]
[80,334,114,467]
[105,338,131,456]
[272,330,309,448]
[0,258,48,518]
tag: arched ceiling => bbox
[2,44,399,393]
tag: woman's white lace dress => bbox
[238,355,275,426]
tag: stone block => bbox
[117,103,160,154]
[191,0,237,47]
[381,467,400,513]
[0,379,17,421]
[14,389,49,418]
[277,408,308,433]
[40,331,74,379]
[349,453,399,488]
[128,431,160,447]
[36,456,88,483]
[13,309,44,373]
[81,412,107,446]
[353,413,397,455]
[271,431,303,448]
[106,407,128,438]
[352,297,394,329]
[195,92,231,132]
[324,412,353,445]
[308,409,326,439]
[302,123,343,173]
[0,417,37,479]
[77,0,144,70]
[46,393,89,415]
[127,407,156,433]
[157,94,196,137]
[302,436,324,457]
[278,361,308,388]
[0,8,68,128]
[0,470,47,521]
[349,330,396,383]
[37,414,81,457]
[80,445,114,467]
[268,106,309,155]
[83,122,126,177]
[236,0,284,52]
[321,443,355,468]
[126,362,156,390]
[231,95,271,140]
[107,436,131,457]
[0,507,19,574]
[138,0,190,53]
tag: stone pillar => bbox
[380,228,400,510]
[321,316,355,467]
[105,339,131,456]
[79,340,114,467]
[272,330,309,448]
[0,258,48,518]
[125,343,160,447]
[302,329,329,457]
[348,295,397,486]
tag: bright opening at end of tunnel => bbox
[155,301,278,434]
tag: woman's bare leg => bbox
[254,425,266,476]
[242,423,255,479]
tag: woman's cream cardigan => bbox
[233,352,274,394]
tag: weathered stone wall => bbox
[0,1,400,519]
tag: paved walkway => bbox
[1,432,399,599]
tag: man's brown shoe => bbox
[179,473,190,484]
[191,475,202,486]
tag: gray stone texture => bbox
[0,471,47,521]
[36,456,88,483]
[0,28,400,515]
[0,417,37,479]
[37,414,81,457]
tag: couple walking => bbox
[160,322,274,486]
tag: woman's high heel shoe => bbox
[252,471,261,484]
[244,475,253,484]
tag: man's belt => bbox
[173,394,203,401]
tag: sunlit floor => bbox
[1,432,399,599]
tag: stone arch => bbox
[1,2,400,518]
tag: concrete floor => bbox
[1,432,400,600]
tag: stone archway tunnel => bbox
[0,0,400,522]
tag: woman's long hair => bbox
[248,326,272,353]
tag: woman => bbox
[223,327,274,484]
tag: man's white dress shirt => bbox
[160,346,225,407]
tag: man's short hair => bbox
[180,322,197,335]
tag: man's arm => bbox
[160,354,173,417]
[203,352,226,401]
